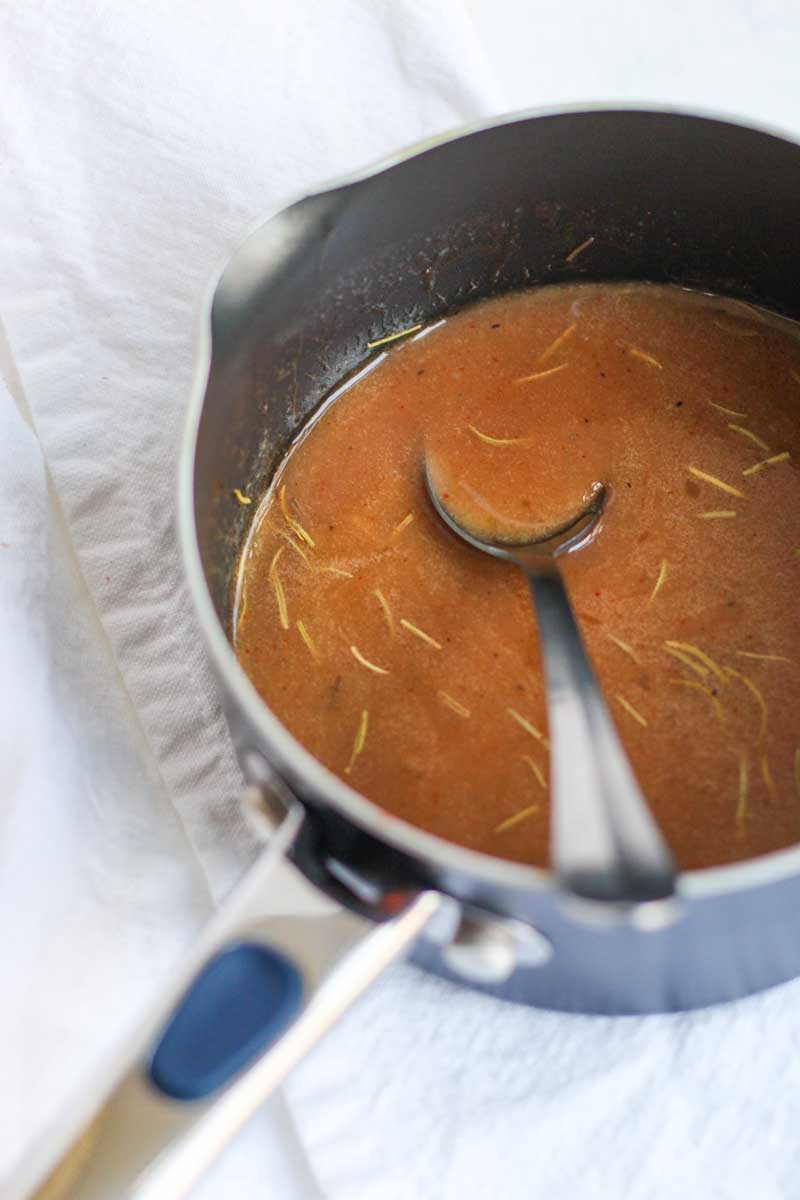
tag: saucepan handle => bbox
[25,799,443,1200]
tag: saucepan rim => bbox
[178,102,800,905]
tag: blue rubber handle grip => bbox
[149,942,304,1101]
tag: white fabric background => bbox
[0,1,498,1196]
[3,1,800,1197]
[467,0,800,127]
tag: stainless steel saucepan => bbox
[24,108,800,1200]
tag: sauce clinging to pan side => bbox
[234,283,800,870]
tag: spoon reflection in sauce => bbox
[424,462,678,916]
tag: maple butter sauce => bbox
[234,283,800,871]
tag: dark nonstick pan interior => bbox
[194,108,800,632]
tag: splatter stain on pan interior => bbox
[233,282,800,871]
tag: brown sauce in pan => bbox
[234,284,800,870]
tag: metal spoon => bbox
[424,469,677,911]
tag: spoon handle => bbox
[524,563,677,907]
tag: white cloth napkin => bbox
[0,1,499,1195]
[0,0,497,902]
[5,3,800,1199]
[287,960,800,1200]
[288,961,800,1199]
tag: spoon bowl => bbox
[425,472,608,564]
